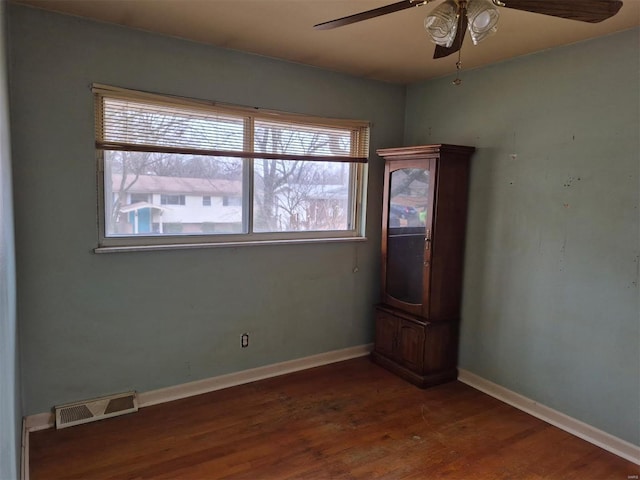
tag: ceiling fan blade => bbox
[501,0,623,23]
[433,13,468,59]
[314,0,419,30]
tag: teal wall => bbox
[0,0,20,477]
[8,2,638,450]
[405,28,639,445]
[8,4,405,416]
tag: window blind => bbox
[94,85,370,163]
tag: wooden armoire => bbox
[371,144,474,388]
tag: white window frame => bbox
[93,85,370,252]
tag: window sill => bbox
[94,236,367,254]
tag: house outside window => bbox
[222,196,241,207]
[160,194,186,206]
[130,193,149,204]
[94,84,370,250]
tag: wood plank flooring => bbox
[30,358,638,479]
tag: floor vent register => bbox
[54,391,138,429]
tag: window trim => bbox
[94,85,369,251]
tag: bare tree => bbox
[253,126,350,231]
[105,150,164,233]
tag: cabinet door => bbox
[375,311,398,359]
[382,159,435,317]
[398,320,425,371]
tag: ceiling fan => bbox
[314,0,623,61]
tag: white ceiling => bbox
[12,0,640,84]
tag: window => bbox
[130,193,149,204]
[160,194,186,206]
[94,84,369,250]
[222,196,241,207]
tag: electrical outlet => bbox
[241,333,249,348]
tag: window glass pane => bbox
[253,159,352,232]
[104,151,244,236]
[388,168,429,230]
[386,168,430,304]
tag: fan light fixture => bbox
[467,0,500,44]
[424,0,459,48]
[424,0,500,47]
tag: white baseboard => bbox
[22,343,373,431]
[24,412,54,432]
[138,343,373,407]
[21,344,372,480]
[458,368,640,465]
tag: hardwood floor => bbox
[30,358,637,479]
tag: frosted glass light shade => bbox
[424,0,459,48]
[466,0,499,45]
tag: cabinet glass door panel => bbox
[386,167,429,305]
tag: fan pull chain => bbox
[452,45,463,86]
